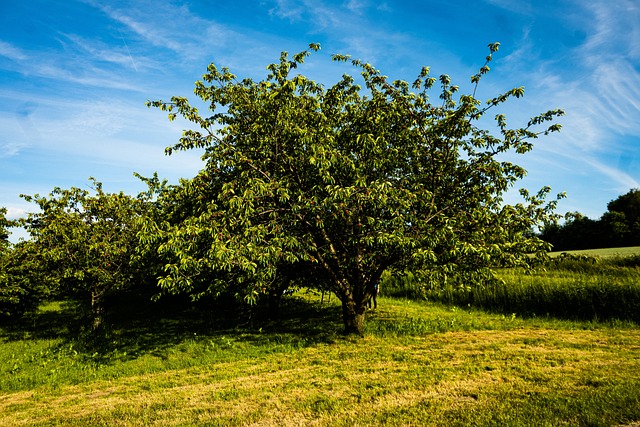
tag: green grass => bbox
[384,247,640,324]
[550,246,640,258]
[1,291,640,426]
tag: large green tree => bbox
[144,43,564,335]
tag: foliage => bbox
[20,178,161,330]
[0,240,51,319]
[541,188,640,250]
[143,43,564,335]
[0,209,47,318]
[0,207,10,252]
[540,212,606,251]
[604,188,640,245]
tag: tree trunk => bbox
[268,287,283,319]
[91,292,105,331]
[341,297,366,336]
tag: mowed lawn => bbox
[2,292,640,427]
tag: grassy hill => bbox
[1,291,640,426]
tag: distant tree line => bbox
[540,189,640,251]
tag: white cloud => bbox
[85,0,236,64]
[0,141,26,158]
[35,62,144,91]
[5,206,28,220]
[345,0,366,14]
[582,0,640,60]
[584,157,640,190]
[59,33,141,71]
[0,40,28,61]
[484,0,533,15]
[492,0,640,197]
[95,4,186,53]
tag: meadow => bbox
[386,247,640,324]
[1,248,640,426]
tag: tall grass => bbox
[382,254,640,323]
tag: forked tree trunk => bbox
[341,297,366,336]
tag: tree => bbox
[604,188,640,246]
[540,212,606,251]
[0,208,49,318]
[0,240,52,319]
[143,43,564,335]
[0,208,21,317]
[540,189,640,250]
[21,178,158,330]
[0,207,11,253]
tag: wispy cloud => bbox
[85,0,236,64]
[36,63,144,91]
[91,2,186,53]
[269,0,306,22]
[0,39,146,92]
[495,0,640,195]
[585,157,640,190]
[484,0,533,15]
[0,40,28,61]
[0,141,26,158]
[582,0,640,60]
[576,0,640,136]
[59,33,141,71]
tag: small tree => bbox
[144,43,564,335]
[21,179,156,330]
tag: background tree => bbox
[0,207,10,252]
[540,189,640,251]
[540,212,605,251]
[21,179,157,330]
[0,208,21,317]
[0,208,49,318]
[604,188,640,246]
[0,240,51,319]
[143,43,564,335]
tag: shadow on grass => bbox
[0,293,344,363]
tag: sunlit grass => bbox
[384,249,640,324]
[1,293,640,426]
[550,246,640,258]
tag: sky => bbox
[1,0,639,242]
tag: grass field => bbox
[1,288,640,426]
[550,246,640,258]
[385,247,640,324]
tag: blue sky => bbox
[1,0,639,242]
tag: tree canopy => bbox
[20,178,162,329]
[142,43,564,335]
